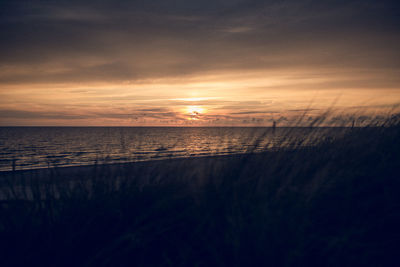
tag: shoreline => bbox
[0,152,271,181]
[0,152,249,174]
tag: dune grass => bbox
[0,116,400,266]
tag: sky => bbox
[0,0,399,126]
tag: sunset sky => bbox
[1,0,399,126]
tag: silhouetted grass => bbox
[0,115,400,266]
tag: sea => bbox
[0,127,345,171]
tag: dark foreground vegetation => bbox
[1,118,400,266]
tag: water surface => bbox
[0,127,344,171]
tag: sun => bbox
[185,106,206,120]
[186,106,205,116]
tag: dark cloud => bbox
[231,111,277,115]
[0,0,399,84]
[0,109,85,120]
[0,108,183,121]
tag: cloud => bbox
[0,109,85,120]
[0,0,399,85]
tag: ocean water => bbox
[0,127,343,171]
